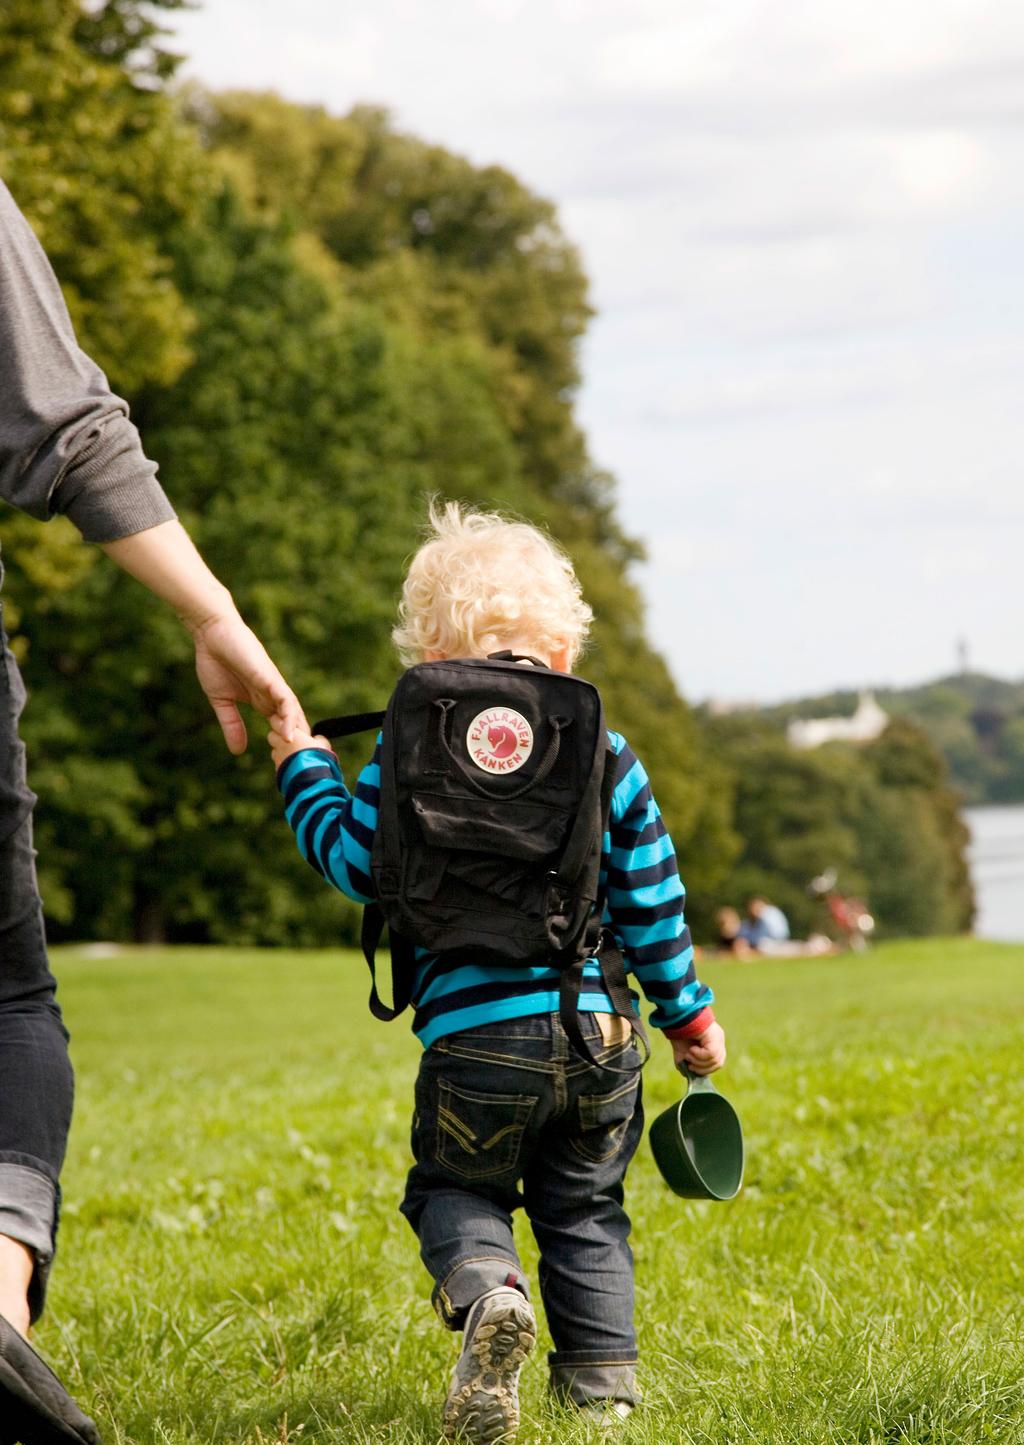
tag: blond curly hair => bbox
[392,500,593,668]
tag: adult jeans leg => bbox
[0,596,74,1322]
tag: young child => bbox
[269,502,725,1441]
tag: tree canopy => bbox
[0,1,971,947]
[1,3,737,943]
[759,672,1024,806]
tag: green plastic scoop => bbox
[649,1064,744,1201]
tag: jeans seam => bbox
[564,1041,639,1078]
[435,1253,523,1320]
[0,1152,59,1186]
[569,1126,631,1165]
[581,1077,639,1109]
[438,1043,559,1072]
[550,1357,639,1366]
[439,1027,553,1042]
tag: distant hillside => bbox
[754,673,1024,806]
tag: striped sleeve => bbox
[603,732,715,1034]
[276,741,381,905]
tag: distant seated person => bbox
[714,906,755,958]
[740,896,791,952]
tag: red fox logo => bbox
[486,725,519,760]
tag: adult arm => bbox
[101,521,305,753]
[0,179,303,749]
[0,178,172,540]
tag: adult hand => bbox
[192,610,308,756]
[100,521,307,755]
[267,725,332,770]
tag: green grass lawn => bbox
[34,939,1024,1444]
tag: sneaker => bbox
[442,1286,536,1443]
[577,1399,634,1429]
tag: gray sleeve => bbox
[0,179,176,542]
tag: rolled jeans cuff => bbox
[549,1356,639,1407]
[432,1255,531,1331]
[0,1158,58,1323]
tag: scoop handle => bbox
[677,1061,717,1094]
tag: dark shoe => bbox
[0,1314,102,1444]
[442,1286,536,1443]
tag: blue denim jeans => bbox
[400,1012,644,1406]
[0,574,74,1320]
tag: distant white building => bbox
[787,691,889,750]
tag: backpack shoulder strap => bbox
[558,933,651,1074]
[361,904,417,1022]
[360,688,411,1017]
[556,736,651,1073]
[305,700,410,1016]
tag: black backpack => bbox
[313,653,648,1070]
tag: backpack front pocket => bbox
[412,792,570,861]
[435,1081,538,1179]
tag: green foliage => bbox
[0,0,205,393]
[197,92,625,548]
[854,787,954,938]
[1,14,728,943]
[0,5,965,947]
[862,720,974,934]
[73,0,193,86]
[43,938,1024,1441]
[762,672,1024,805]
[702,715,974,938]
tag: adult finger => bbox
[250,670,304,738]
[274,692,307,742]
[210,696,248,755]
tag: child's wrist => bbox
[275,742,338,778]
[286,742,337,763]
[662,1006,716,1041]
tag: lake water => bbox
[966,804,1024,942]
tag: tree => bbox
[193,90,738,920]
[702,714,975,940]
[0,0,204,394]
[862,721,974,934]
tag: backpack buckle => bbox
[377,866,401,897]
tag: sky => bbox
[172,0,1024,704]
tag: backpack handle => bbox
[487,649,548,668]
[434,699,570,800]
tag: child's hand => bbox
[267,726,334,769]
[671,1021,726,1076]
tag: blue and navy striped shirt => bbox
[278,731,713,1048]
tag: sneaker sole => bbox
[443,1295,536,1443]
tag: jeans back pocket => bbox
[572,1076,640,1164]
[436,1080,537,1180]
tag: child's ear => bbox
[550,644,571,674]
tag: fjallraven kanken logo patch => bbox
[466,707,534,774]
